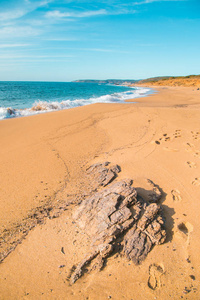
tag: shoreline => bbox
[0,85,152,121]
[0,86,200,299]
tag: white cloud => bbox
[134,0,186,4]
[79,48,130,53]
[82,48,114,52]
[45,9,107,18]
[0,43,30,48]
[46,37,78,41]
[45,7,137,19]
[57,47,130,54]
[0,54,74,59]
[0,0,53,22]
[0,26,41,38]
[0,10,27,22]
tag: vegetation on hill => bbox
[137,75,200,87]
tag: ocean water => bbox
[0,81,151,120]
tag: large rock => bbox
[70,162,166,284]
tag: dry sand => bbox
[0,86,200,299]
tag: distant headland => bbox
[74,75,200,87]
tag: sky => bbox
[0,0,199,81]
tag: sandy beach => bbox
[0,86,200,299]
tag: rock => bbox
[86,162,120,190]
[70,163,166,284]
[146,179,162,203]
[7,108,16,116]
[124,203,166,264]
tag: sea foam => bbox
[0,87,151,120]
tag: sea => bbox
[0,81,151,120]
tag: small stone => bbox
[7,108,16,116]
[183,287,191,294]
[61,247,65,254]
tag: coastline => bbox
[0,86,200,299]
[0,83,151,120]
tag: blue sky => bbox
[0,0,199,81]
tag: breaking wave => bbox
[0,87,151,120]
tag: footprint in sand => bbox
[173,130,182,138]
[176,221,193,249]
[148,264,164,290]
[192,178,200,186]
[175,222,193,260]
[186,142,195,150]
[194,151,200,158]
[155,130,182,147]
[162,133,171,141]
[191,131,200,140]
[154,134,171,145]
[185,143,200,158]
[187,161,197,168]
[177,222,193,236]
[171,189,182,202]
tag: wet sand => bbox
[0,86,200,299]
